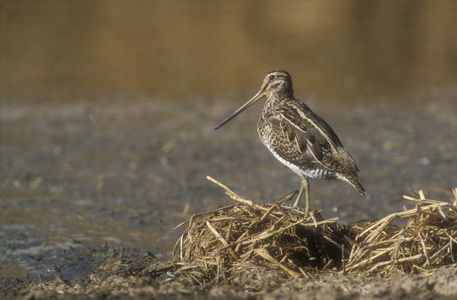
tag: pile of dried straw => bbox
[174,177,457,283]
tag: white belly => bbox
[266,145,330,179]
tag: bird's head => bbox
[215,69,294,130]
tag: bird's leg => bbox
[293,176,309,213]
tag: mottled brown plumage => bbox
[215,69,365,213]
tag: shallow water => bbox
[1,0,457,279]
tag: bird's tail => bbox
[351,176,366,196]
[340,174,366,196]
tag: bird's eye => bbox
[269,75,275,80]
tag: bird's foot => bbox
[272,191,297,206]
[280,205,310,216]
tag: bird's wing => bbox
[268,101,357,173]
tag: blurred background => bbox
[1,0,457,278]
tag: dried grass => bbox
[346,188,457,276]
[173,176,457,283]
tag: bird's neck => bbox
[266,89,294,104]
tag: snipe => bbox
[215,69,366,214]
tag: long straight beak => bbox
[214,89,265,130]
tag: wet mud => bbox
[2,91,457,298]
[2,245,457,299]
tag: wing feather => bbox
[267,100,359,174]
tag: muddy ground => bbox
[2,94,457,299]
[1,245,457,300]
